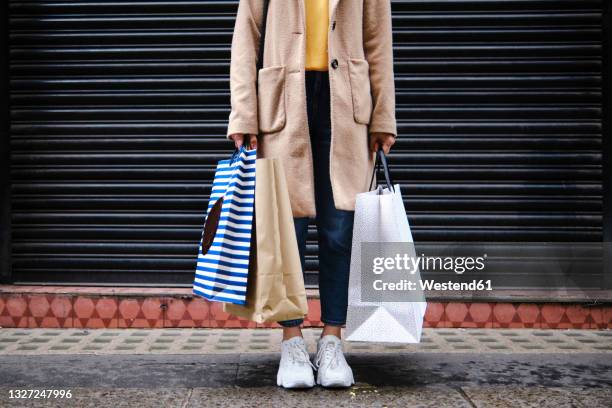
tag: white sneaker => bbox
[277,336,315,388]
[314,334,355,388]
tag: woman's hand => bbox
[369,132,395,155]
[229,133,258,150]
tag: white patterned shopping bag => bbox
[192,147,256,305]
[346,149,427,343]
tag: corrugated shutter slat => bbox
[9,0,604,288]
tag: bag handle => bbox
[368,147,394,192]
[230,144,257,165]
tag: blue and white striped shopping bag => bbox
[192,147,256,305]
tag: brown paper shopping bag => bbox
[224,158,308,323]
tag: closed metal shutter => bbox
[8,1,606,290]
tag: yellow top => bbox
[304,0,329,71]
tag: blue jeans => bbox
[279,70,355,327]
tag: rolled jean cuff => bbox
[278,318,304,328]
[321,318,345,327]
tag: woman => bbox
[227,0,397,388]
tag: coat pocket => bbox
[257,65,287,134]
[348,58,373,125]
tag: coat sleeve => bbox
[226,0,265,139]
[363,0,397,137]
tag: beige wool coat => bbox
[227,0,398,218]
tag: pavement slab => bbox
[460,385,612,408]
[187,384,473,408]
[0,328,610,407]
[1,328,611,355]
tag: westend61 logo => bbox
[361,241,610,302]
[360,242,492,302]
[372,253,487,275]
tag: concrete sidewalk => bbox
[0,328,610,407]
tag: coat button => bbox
[330,59,338,69]
[331,21,336,30]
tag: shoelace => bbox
[286,341,316,370]
[314,341,342,370]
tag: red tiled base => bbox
[493,303,541,328]
[444,302,494,328]
[209,302,257,328]
[304,298,323,327]
[0,294,29,328]
[423,302,445,328]
[540,303,591,329]
[163,297,209,328]
[118,298,165,328]
[28,294,72,328]
[1,287,611,329]
[73,296,119,329]
[590,306,608,329]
